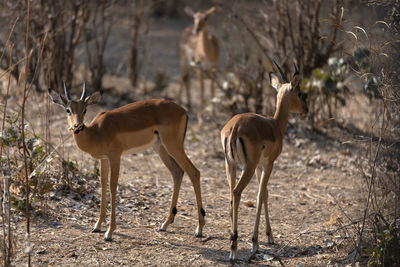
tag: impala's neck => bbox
[198,25,212,51]
[72,124,98,154]
[273,95,290,136]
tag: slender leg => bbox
[185,72,192,111]
[210,69,216,100]
[104,155,121,241]
[230,164,256,261]
[159,117,205,237]
[225,159,237,224]
[251,162,274,252]
[178,70,191,110]
[180,152,204,237]
[154,143,184,232]
[198,69,205,124]
[210,71,216,116]
[92,159,109,233]
[178,75,184,104]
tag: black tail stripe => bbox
[230,138,235,160]
[224,137,228,157]
[238,137,247,162]
[183,114,188,138]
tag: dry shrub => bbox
[212,0,344,122]
[353,1,400,265]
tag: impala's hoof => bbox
[195,232,203,238]
[92,228,101,233]
[195,226,203,238]
[229,251,237,261]
[104,236,112,242]
[158,227,166,232]
[251,243,259,253]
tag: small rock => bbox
[308,154,321,166]
[263,254,274,261]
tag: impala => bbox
[48,83,205,241]
[220,62,308,260]
[178,6,219,117]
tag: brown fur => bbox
[220,70,308,261]
[48,89,206,241]
[178,7,219,113]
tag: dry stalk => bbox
[0,41,15,267]
[354,101,385,262]
[21,1,31,266]
[0,17,19,70]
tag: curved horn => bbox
[294,63,299,75]
[80,81,86,100]
[63,80,71,101]
[273,60,289,83]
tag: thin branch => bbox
[354,101,385,262]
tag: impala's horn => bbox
[273,60,289,83]
[294,63,299,76]
[80,81,86,101]
[63,80,71,101]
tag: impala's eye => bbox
[66,108,71,114]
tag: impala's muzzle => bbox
[192,28,200,35]
[73,124,85,134]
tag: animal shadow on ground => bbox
[247,243,327,265]
[198,240,327,266]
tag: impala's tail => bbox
[224,125,247,166]
[184,114,189,138]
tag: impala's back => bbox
[221,113,283,168]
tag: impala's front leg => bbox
[198,69,205,124]
[92,159,109,233]
[104,155,121,241]
[252,163,273,253]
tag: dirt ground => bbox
[6,9,375,267]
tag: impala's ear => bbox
[205,6,217,16]
[84,91,102,106]
[269,72,281,92]
[48,88,67,107]
[290,73,301,89]
[184,6,194,17]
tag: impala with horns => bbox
[220,62,308,261]
[48,82,206,241]
[178,6,219,118]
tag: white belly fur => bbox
[121,132,158,155]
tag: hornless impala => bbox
[220,62,308,261]
[179,6,219,115]
[48,83,205,241]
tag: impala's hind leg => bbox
[230,164,257,261]
[154,142,184,232]
[252,163,274,252]
[159,120,205,237]
[225,159,237,224]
